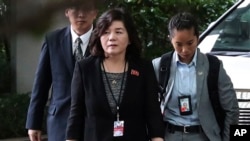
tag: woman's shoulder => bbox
[128,58,153,70]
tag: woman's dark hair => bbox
[168,12,199,39]
[89,7,142,60]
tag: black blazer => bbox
[66,56,165,141]
[26,26,90,141]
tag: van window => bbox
[210,5,250,52]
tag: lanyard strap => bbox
[102,61,127,120]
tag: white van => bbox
[198,0,250,124]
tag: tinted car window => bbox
[212,4,250,52]
[199,1,250,55]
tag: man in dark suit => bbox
[25,1,98,141]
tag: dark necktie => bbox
[74,37,84,61]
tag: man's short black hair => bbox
[66,0,98,10]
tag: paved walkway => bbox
[0,137,30,141]
[0,135,47,141]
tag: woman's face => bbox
[100,21,130,58]
[170,27,198,64]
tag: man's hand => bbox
[28,129,42,141]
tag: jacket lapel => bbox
[95,58,115,116]
[196,50,206,109]
[165,52,177,103]
[84,44,91,57]
[61,26,75,74]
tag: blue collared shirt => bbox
[165,50,200,126]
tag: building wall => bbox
[14,0,68,93]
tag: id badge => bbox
[113,120,124,137]
[178,95,192,115]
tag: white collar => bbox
[71,25,93,45]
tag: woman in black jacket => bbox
[66,7,165,141]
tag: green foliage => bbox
[0,0,11,94]
[0,93,30,139]
[0,41,10,94]
[0,0,10,26]
[0,93,47,139]
[103,0,236,59]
